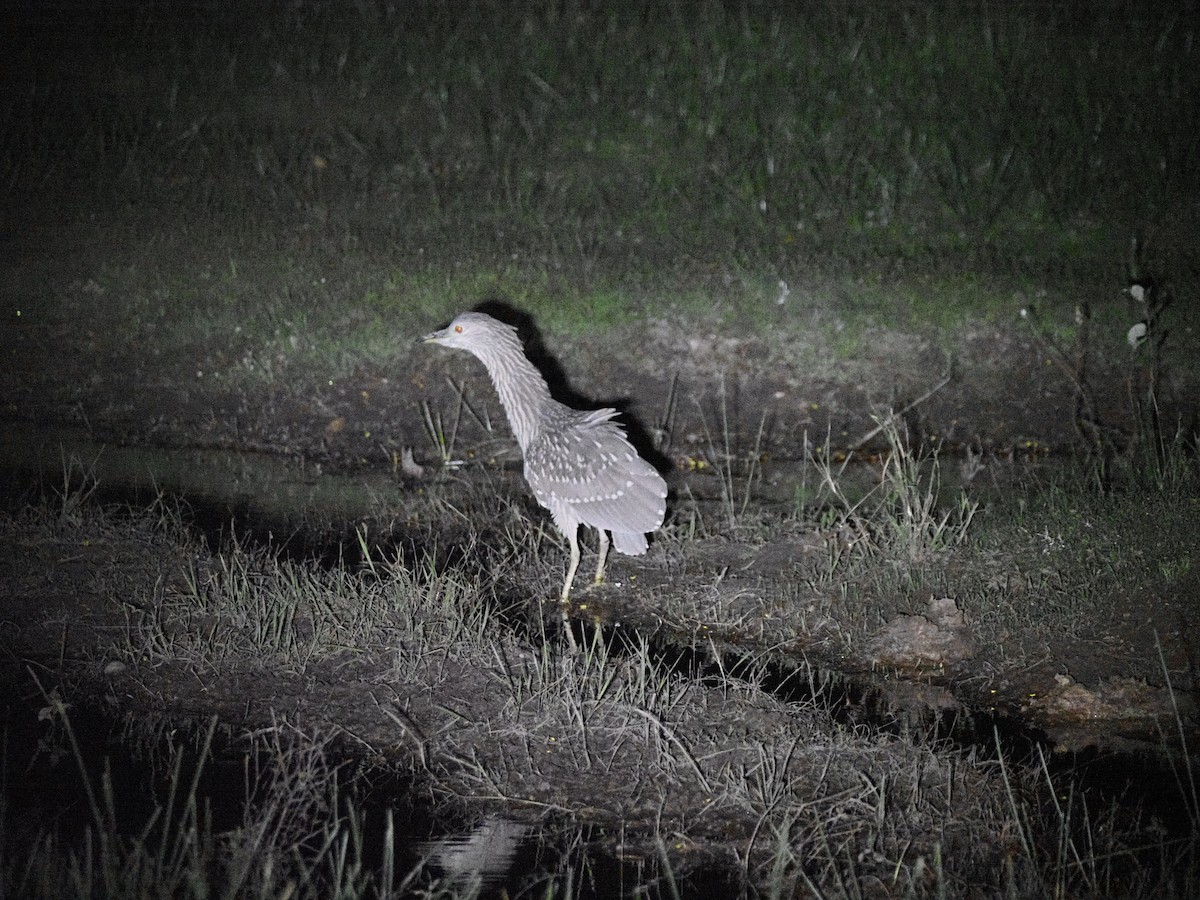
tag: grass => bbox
[6,436,1199,896]
[8,2,1199,287]
[813,417,979,564]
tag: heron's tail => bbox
[610,530,648,556]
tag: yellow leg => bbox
[560,528,580,652]
[594,528,610,584]
[561,528,580,602]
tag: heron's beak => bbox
[419,326,448,345]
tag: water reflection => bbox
[420,815,530,889]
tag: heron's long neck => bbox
[475,342,553,452]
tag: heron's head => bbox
[421,312,517,352]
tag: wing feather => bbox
[524,411,667,541]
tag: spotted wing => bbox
[524,407,667,551]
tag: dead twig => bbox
[850,363,953,450]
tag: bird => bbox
[422,312,667,644]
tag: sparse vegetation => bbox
[8,1,1198,266]
[3,436,1199,896]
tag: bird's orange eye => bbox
[454,325,463,333]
